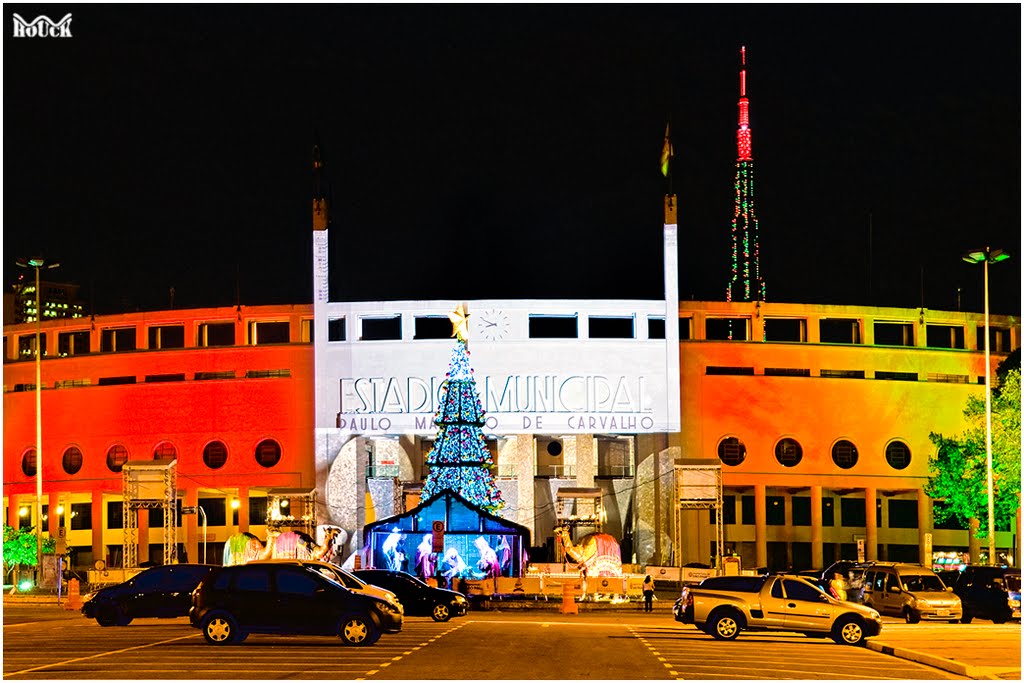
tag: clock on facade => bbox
[477,309,511,341]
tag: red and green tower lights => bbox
[726,46,766,304]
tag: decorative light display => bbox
[726,46,766,306]
[420,336,505,513]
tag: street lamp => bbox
[961,247,1010,566]
[15,256,61,584]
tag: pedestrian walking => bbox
[830,572,848,601]
[642,574,655,612]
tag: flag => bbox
[660,123,673,177]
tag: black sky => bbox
[4,4,1021,315]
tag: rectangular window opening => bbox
[820,318,862,344]
[328,317,346,342]
[414,316,453,340]
[360,315,402,341]
[764,318,807,343]
[528,315,578,339]
[148,325,185,350]
[250,321,290,345]
[647,316,666,339]
[705,318,748,341]
[101,328,136,353]
[874,321,915,347]
[588,316,635,339]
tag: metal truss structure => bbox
[673,463,724,569]
[266,487,318,536]
[122,459,178,568]
[554,487,604,562]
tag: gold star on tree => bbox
[448,302,470,342]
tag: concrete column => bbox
[513,435,535,541]
[398,435,419,482]
[184,488,199,566]
[811,486,823,570]
[917,489,932,566]
[755,484,767,569]
[1017,506,1022,569]
[567,435,596,488]
[92,490,104,566]
[236,486,250,534]
[47,491,60,539]
[968,518,981,563]
[865,487,878,561]
[136,504,150,566]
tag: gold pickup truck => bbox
[673,574,882,645]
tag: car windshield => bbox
[901,574,946,592]
[1004,575,1021,592]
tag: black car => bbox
[353,569,469,622]
[954,565,1021,624]
[190,563,403,646]
[81,563,216,626]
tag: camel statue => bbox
[270,526,342,562]
[553,526,623,577]
[222,532,275,566]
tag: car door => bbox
[124,568,167,618]
[231,566,274,629]
[779,579,835,631]
[880,571,902,615]
[759,578,791,629]
[273,567,337,635]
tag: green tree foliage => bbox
[2,526,57,575]
[927,368,1022,537]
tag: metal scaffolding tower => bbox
[554,487,604,562]
[122,460,178,567]
[673,463,724,570]
[266,488,318,536]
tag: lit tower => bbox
[726,46,766,304]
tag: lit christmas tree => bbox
[420,304,505,513]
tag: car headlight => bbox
[915,598,929,607]
[868,610,881,620]
[455,595,467,604]
[1009,599,1020,608]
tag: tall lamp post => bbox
[961,247,1010,565]
[15,257,61,583]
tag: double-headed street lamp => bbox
[15,257,61,583]
[961,247,1010,566]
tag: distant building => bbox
[7,278,85,325]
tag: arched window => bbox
[203,441,228,469]
[22,449,37,477]
[106,444,129,472]
[62,446,84,475]
[255,439,281,468]
[831,440,858,469]
[153,442,177,461]
[774,438,803,467]
[885,440,912,470]
[717,436,747,466]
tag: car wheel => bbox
[431,603,452,622]
[201,612,239,645]
[709,611,741,641]
[831,616,866,646]
[95,604,121,627]
[960,610,973,624]
[992,616,1008,625]
[903,608,920,624]
[340,614,380,646]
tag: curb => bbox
[866,639,982,678]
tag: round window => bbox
[717,437,746,466]
[203,441,228,469]
[255,439,281,468]
[831,440,858,469]
[22,449,37,477]
[106,444,129,473]
[885,440,912,470]
[774,438,803,467]
[546,441,562,457]
[62,446,84,475]
[153,442,177,461]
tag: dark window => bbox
[154,442,177,461]
[766,496,786,525]
[250,321,290,345]
[236,567,271,592]
[764,367,810,377]
[145,373,186,383]
[784,578,824,601]
[62,446,84,475]
[255,439,281,468]
[414,316,452,340]
[885,441,911,470]
[328,318,346,342]
[199,498,227,526]
[70,502,92,530]
[648,317,665,339]
[276,567,320,595]
[588,316,634,339]
[195,371,235,381]
[840,498,866,527]
[977,326,1012,354]
[888,499,919,529]
[148,325,185,349]
[764,318,805,342]
[822,497,834,526]
[249,497,268,526]
[245,369,291,379]
[22,449,36,477]
[792,497,811,526]
[774,438,803,467]
[57,330,90,357]
[528,315,578,339]
[819,319,861,344]
[706,318,748,341]
[820,369,866,379]
[874,322,915,347]
[926,325,965,349]
[18,333,47,358]
[107,501,124,530]
[706,366,754,376]
[741,496,755,525]
[101,328,136,353]
[98,375,136,386]
[203,441,228,469]
[831,440,859,469]
[876,371,918,382]
[199,322,235,347]
[679,317,691,340]
[360,316,402,341]
[710,495,737,525]
[717,437,746,466]
[107,444,129,472]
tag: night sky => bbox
[4,4,1021,316]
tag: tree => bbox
[3,526,57,581]
[926,368,1022,537]
[421,306,504,513]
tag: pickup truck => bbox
[673,574,882,645]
